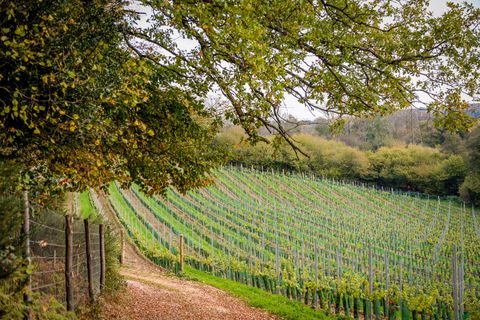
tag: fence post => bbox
[179,234,184,273]
[452,245,458,320]
[65,212,74,311]
[99,224,106,290]
[120,229,124,265]
[385,251,389,317]
[314,241,319,308]
[23,190,32,320]
[368,244,373,320]
[84,219,94,303]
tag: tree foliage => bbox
[1,0,479,193]
[460,126,480,205]
[0,0,221,194]
[139,0,479,149]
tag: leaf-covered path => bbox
[98,194,277,320]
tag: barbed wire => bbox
[32,256,66,260]
[30,220,64,233]
[31,279,65,291]
[29,208,103,311]
[30,240,66,248]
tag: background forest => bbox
[215,106,480,204]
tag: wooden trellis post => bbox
[385,251,390,317]
[120,229,124,265]
[23,190,32,320]
[314,241,319,308]
[84,219,94,302]
[452,245,459,320]
[99,224,106,290]
[179,234,184,273]
[368,244,373,320]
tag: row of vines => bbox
[104,166,480,319]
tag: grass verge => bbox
[79,191,96,219]
[184,266,336,320]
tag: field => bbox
[103,166,480,319]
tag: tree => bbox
[137,0,479,152]
[1,0,221,194]
[460,126,480,205]
[1,0,479,194]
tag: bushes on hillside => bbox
[460,173,480,206]
[215,127,469,199]
[459,126,480,205]
[294,134,369,180]
[215,128,369,180]
[366,146,467,195]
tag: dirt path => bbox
[97,192,277,320]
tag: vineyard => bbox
[100,166,480,319]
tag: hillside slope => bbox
[105,166,480,319]
[96,193,278,320]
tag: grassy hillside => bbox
[106,167,480,319]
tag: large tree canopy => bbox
[1,0,479,193]
[1,0,221,193]
[136,0,479,147]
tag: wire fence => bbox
[29,208,103,310]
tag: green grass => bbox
[184,266,336,320]
[79,191,96,219]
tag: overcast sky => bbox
[431,0,480,13]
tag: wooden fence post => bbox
[452,245,459,320]
[314,241,319,308]
[84,219,94,303]
[179,234,184,273]
[385,251,390,317]
[368,244,373,320]
[99,224,105,289]
[120,229,124,265]
[65,213,74,311]
[23,190,32,320]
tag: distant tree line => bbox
[214,122,480,205]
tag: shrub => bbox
[460,173,480,206]
[215,128,471,197]
[294,134,369,180]
[366,145,466,195]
